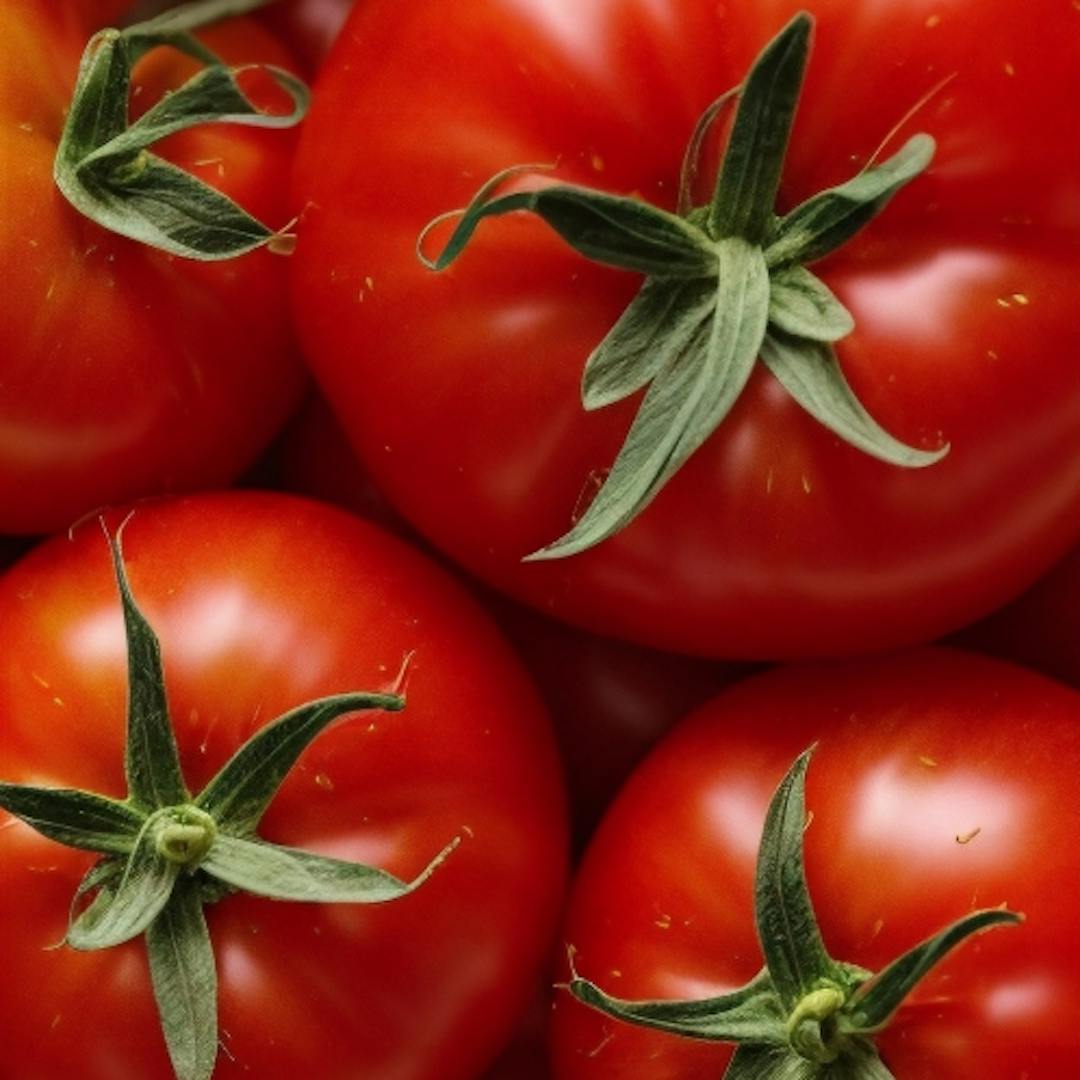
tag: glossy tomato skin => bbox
[292,0,1080,659]
[551,649,1080,1077]
[0,4,306,534]
[0,492,568,1079]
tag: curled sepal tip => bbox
[54,0,309,260]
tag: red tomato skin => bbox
[550,649,1080,1078]
[291,0,1080,659]
[0,492,568,1079]
[0,4,306,534]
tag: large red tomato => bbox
[0,3,307,533]
[551,649,1080,1077]
[0,492,568,1079]
[292,0,1080,659]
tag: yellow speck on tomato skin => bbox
[801,474,812,495]
[918,755,938,768]
[925,13,942,28]
[956,826,982,845]
[590,153,605,173]
[314,772,334,791]
[1011,292,1030,306]
[1003,61,1016,76]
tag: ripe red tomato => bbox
[551,649,1080,1077]
[0,3,307,534]
[292,0,1080,659]
[0,492,568,1079]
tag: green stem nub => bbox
[155,807,218,867]
[420,11,948,561]
[787,986,846,1063]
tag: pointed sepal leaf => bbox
[528,238,768,560]
[106,529,188,813]
[202,833,460,903]
[765,134,935,269]
[755,747,844,1011]
[581,278,718,410]
[759,334,948,467]
[708,13,811,242]
[67,820,180,950]
[568,966,787,1044]
[842,908,1023,1033]
[419,168,718,279]
[147,877,218,1080]
[195,692,405,835]
[0,783,143,854]
[767,267,854,343]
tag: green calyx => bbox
[0,525,457,1080]
[566,747,1022,1079]
[419,12,948,560]
[54,0,309,259]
